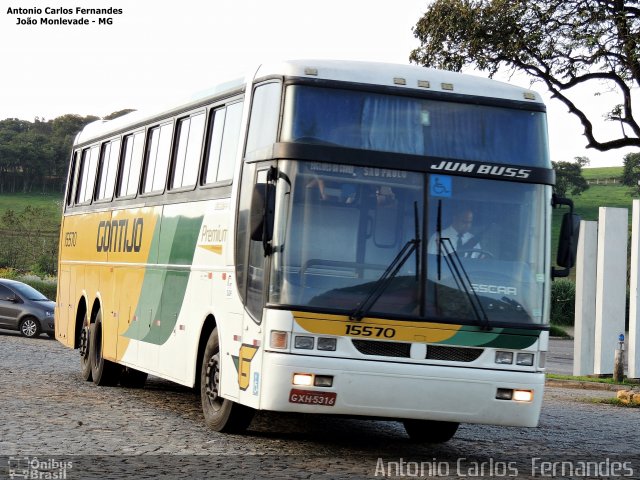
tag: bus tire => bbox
[120,367,147,388]
[90,310,121,386]
[79,319,93,382]
[402,419,459,443]
[201,328,254,433]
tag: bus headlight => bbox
[294,336,314,350]
[292,373,313,386]
[513,390,533,402]
[317,337,337,351]
[516,353,534,366]
[495,351,513,365]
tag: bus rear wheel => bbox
[79,318,93,382]
[402,419,459,443]
[201,328,254,433]
[90,310,121,386]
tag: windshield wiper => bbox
[350,202,420,321]
[436,200,492,331]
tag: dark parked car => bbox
[0,279,55,338]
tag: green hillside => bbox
[581,166,623,181]
[0,193,62,218]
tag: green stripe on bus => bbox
[124,214,203,345]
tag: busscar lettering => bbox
[96,218,143,253]
[430,160,531,179]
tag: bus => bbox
[55,60,577,442]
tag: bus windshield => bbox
[269,161,548,326]
[281,85,550,168]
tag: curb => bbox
[545,379,628,391]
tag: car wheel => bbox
[19,317,41,338]
[402,419,459,443]
[201,328,254,433]
[79,319,93,382]
[90,310,121,386]
[47,332,55,339]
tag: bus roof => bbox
[74,59,543,146]
[256,59,542,104]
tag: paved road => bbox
[547,336,630,376]
[1,330,639,479]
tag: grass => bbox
[0,193,62,218]
[583,398,640,408]
[549,324,570,337]
[551,182,634,271]
[546,373,639,386]
[581,166,623,180]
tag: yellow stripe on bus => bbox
[293,311,461,343]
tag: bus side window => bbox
[117,131,144,198]
[95,138,121,201]
[217,102,243,182]
[246,83,281,154]
[202,101,243,185]
[65,151,79,207]
[142,122,173,194]
[75,145,100,205]
[171,112,205,190]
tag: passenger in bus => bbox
[427,207,481,255]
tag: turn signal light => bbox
[270,330,288,349]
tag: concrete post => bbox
[573,221,598,376]
[628,200,640,379]
[594,207,628,375]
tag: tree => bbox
[552,157,590,197]
[410,0,640,152]
[621,151,640,194]
[104,109,135,120]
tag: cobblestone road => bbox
[1,331,639,479]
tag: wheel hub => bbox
[204,354,221,403]
[22,319,37,337]
[79,326,89,358]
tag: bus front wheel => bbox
[201,328,254,433]
[402,419,459,443]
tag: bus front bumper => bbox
[257,351,544,427]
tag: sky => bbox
[0,0,636,167]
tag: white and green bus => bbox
[56,60,577,442]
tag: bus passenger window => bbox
[76,145,99,204]
[96,138,121,201]
[203,101,243,184]
[171,113,205,189]
[217,102,243,181]
[143,122,173,194]
[118,131,144,197]
[66,151,78,206]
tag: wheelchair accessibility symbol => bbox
[430,175,452,197]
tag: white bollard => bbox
[573,221,598,376]
[628,200,640,379]
[594,207,628,375]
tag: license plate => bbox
[289,389,337,406]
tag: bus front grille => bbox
[351,339,411,357]
[426,345,484,362]
[351,339,484,362]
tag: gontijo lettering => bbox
[96,218,143,253]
